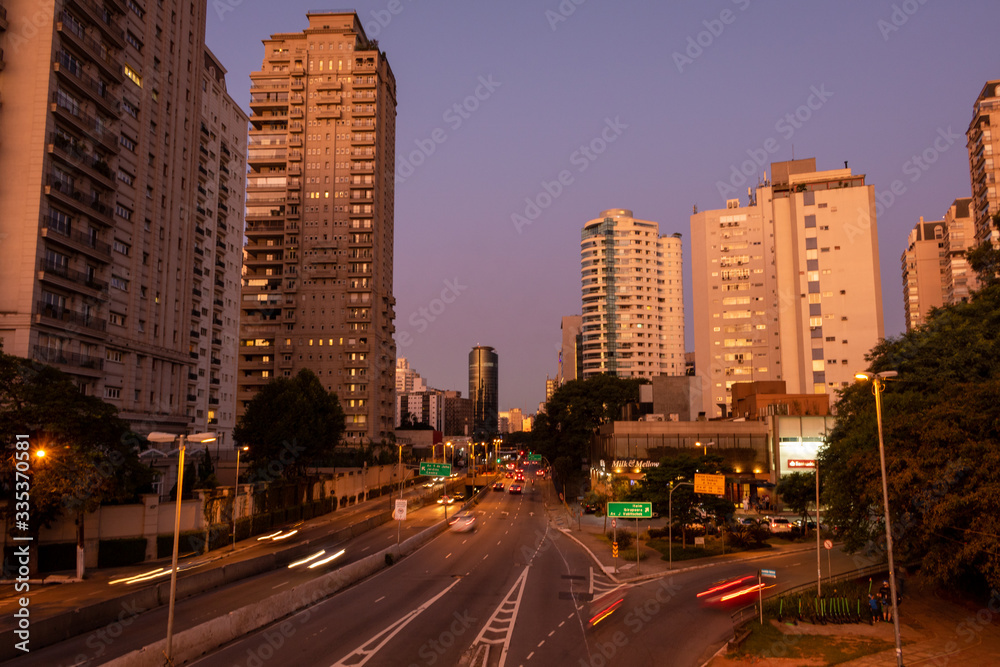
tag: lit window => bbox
[124,64,142,88]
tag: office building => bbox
[469,345,498,440]
[238,12,397,444]
[443,390,472,437]
[902,217,947,331]
[558,314,582,383]
[396,357,426,393]
[0,0,246,442]
[967,80,1000,247]
[580,209,685,380]
[691,159,884,418]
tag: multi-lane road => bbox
[8,474,862,666]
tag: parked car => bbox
[582,502,600,514]
[768,517,793,533]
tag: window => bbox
[106,349,123,363]
[110,312,126,326]
[126,31,143,52]
[56,89,81,115]
[123,99,140,118]
[120,134,137,152]
[113,239,131,255]
[104,387,121,399]
[111,275,129,291]
[118,170,135,186]
[124,63,142,88]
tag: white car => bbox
[449,512,476,532]
[768,517,793,533]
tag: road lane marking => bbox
[470,565,531,667]
[271,581,288,589]
[526,652,534,660]
[483,554,489,560]
[446,553,452,558]
[374,596,385,603]
[537,640,545,647]
[548,630,555,637]
[330,579,461,667]
[558,621,565,627]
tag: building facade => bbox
[580,209,684,380]
[901,217,947,331]
[691,159,884,418]
[942,197,976,304]
[558,314,582,383]
[443,389,472,437]
[238,12,397,444]
[469,345,498,440]
[967,80,1000,247]
[0,0,246,443]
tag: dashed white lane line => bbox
[271,581,288,589]
[547,630,555,637]
[374,596,385,603]
[526,652,534,660]
[483,554,489,560]
[537,639,545,647]
[445,553,452,559]
[558,621,565,627]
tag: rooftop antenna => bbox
[844,160,848,169]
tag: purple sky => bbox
[207,1,998,415]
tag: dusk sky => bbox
[207,1,998,415]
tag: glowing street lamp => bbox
[147,431,216,664]
[855,370,903,667]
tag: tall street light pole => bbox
[148,431,215,665]
[855,370,903,667]
[233,446,248,551]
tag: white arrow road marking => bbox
[330,579,461,667]
[468,565,530,667]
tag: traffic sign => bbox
[788,459,816,469]
[612,542,619,558]
[528,454,542,461]
[393,499,407,521]
[761,568,776,578]
[824,539,833,550]
[694,473,725,495]
[419,461,452,477]
[611,519,616,529]
[607,502,652,518]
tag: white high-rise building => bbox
[580,209,685,380]
[691,159,884,418]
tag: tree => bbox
[0,347,153,577]
[776,472,816,527]
[820,282,1000,591]
[965,213,1000,288]
[534,375,643,494]
[233,369,345,481]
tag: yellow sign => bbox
[694,473,725,495]
[612,542,618,558]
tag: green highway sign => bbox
[528,454,542,461]
[606,501,653,518]
[419,462,452,477]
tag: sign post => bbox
[606,502,652,518]
[791,459,820,596]
[419,461,453,523]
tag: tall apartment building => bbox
[443,390,472,437]
[238,12,397,444]
[580,209,684,380]
[967,80,1000,247]
[942,197,975,304]
[691,159,884,418]
[395,357,426,393]
[558,314,582,384]
[901,217,947,331]
[469,345,498,440]
[0,0,246,442]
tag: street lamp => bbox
[147,431,216,664]
[695,440,715,457]
[233,446,248,551]
[855,370,903,667]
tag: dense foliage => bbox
[532,375,643,492]
[0,348,153,531]
[776,471,817,526]
[821,280,1000,590]
[233,369,345,480]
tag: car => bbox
[449,512,477,533]
[493,481,505,491]
[582,502,600,514]
[768,517,793,533]
[508,483,522,494]
[734,517,760,527]
[536,469,546,476]
[257,520,304,543]
[697,573,763,605]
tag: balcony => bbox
[66,0,125,49]
[316,106,341,120]
[35,301,107,334]
[288,121,303,133]
[38,259,109,295]
[54,53,120,115]
[41,214,112,262]
[33,345,103,372]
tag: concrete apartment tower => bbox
[691,159,884,418]
[967,80,1000,247]
[941,197,975,304]
[0,0,247,442]
[239,12,397,444]
[580,209,685,380]
[902,217,947,331]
